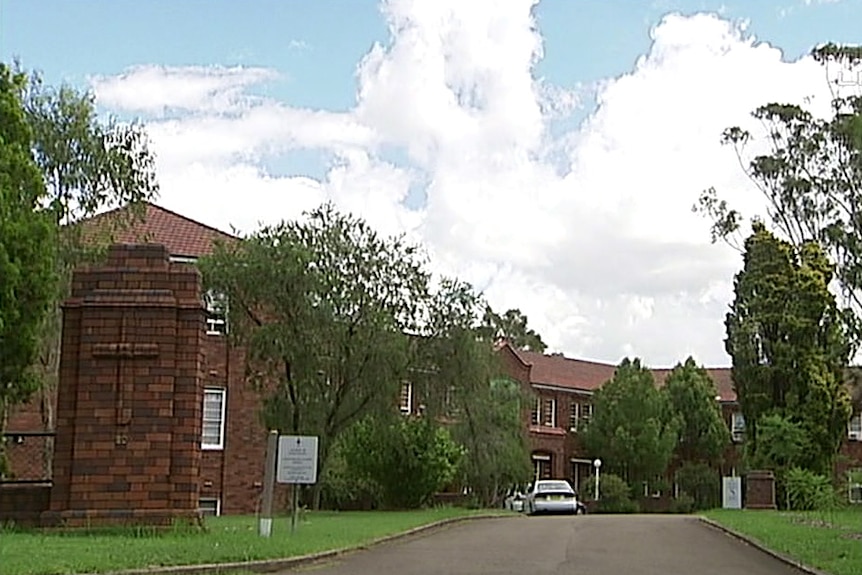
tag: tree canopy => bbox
[581,358,680,488]
[479,307,547,352]
[726,223,852,475]
[200,204,426,471]
[20,66,159,227]
[201,205,534,508]
[0,64,57,476]
[695,44,862,345]
[3,61,160,436]
[662,357,730,465]
[413,280,532,506]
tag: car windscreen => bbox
[537,482,572,492]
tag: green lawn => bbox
[704,508,862,575]
[2,508,500,575]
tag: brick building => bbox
[5,201,862,515]
[5,203,271,516]
[496,341,862,501]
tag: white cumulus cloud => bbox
[90,2,841,367]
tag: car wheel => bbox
[576,506,586,515]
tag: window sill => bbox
[529,425,566,436]
[201,445,224,451]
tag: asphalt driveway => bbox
[283,514,808,575]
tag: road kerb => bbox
[698,516,831,575]
[93,513,511,575]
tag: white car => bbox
[524,479,587,515]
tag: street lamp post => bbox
[593,459,602,501]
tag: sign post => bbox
[259,430,279,537]
[277,435,319,534]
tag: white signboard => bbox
[722,476,742,509]
[276,435,319,484]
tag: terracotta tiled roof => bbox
[80,202,237,259]
[516,349,617,392]
[511,346,737,402]
[653,367,735,402]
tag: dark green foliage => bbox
[696,44,862,351]
[811,42,862,67]
[784,468,834,511]
[412,279,533,507]
[201,204,431,507]
[202,206,540,509]
[340,416,464,509]
[0,64,57,476]
[319,440,381,510]
[675,462,721,511]
[3,61,158,441]
[748,414,815,508]
[726,226,852,477]
[453,377,533,506]
[663,357,730,464]
[582,358,680,487]
[583,473,639,513]
[478,307,546,352]
[748,414,810,471]
[668,493,695,514]
[20,65,159,226]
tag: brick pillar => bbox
[43,244,205,528]
[744,470,777,510]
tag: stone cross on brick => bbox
[93,316,159,445]
[91,315,159,446]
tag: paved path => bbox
[283,514,807,575]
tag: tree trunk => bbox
[310,441,330,510]
[0,400,8,478]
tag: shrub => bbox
[320,441,382,510]
[341,416,464,509]
[668,492,695,514]
[784,467,833,511]
[583,473,639,513]
[675,462,720,511]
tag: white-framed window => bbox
[169,255,198,264]
[202,387,226,450]
[848,414,862,441]
[731,411,745,442]
[580,403,593,427]
[443,385,459,416]
[399,382,412,415]
[543,398,556,427]
[531,397,540,426]
[570,402,592,432]
[204,290,228,335]
[848,469,862,503]
[198,497,221,516]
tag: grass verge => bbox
[2,507,501,575]
[703,508,862,575]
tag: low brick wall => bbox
[0,482,52,526]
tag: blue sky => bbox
[3,0,859,111]
[2,0,861,365]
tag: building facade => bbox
[5,202,862,514]
[497,342,862,502]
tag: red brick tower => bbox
[43,244,205,527]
